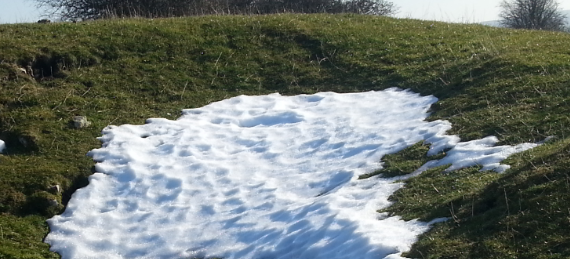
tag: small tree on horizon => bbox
[499,0,567,31]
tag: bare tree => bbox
[343,0,396,15]
[499,0,567,31]
[33,0,396,20]
[34,0,198,20]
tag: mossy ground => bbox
[1,14,570,258]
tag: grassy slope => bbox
[0,14,569,258]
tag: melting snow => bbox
[45,88,537,259]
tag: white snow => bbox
[45,88,537,259]
[435,136,537,173]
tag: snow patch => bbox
[45,88,537,259]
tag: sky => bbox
[2,0,570,24]
[43,89,537,259]
[396,0,570,23]
[395,0,503,23]
[0,0,42,24]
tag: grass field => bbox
[1,14,570,258]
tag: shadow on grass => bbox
[404,138,570,258]
[61,170,91,207]
[0,130,40,155]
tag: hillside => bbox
[1,14,570,258]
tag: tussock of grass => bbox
[359,141,446,179]
[1,14,570,258]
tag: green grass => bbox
[1,14,570,258]
[358,141,446,179]
[384,139,570,259]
